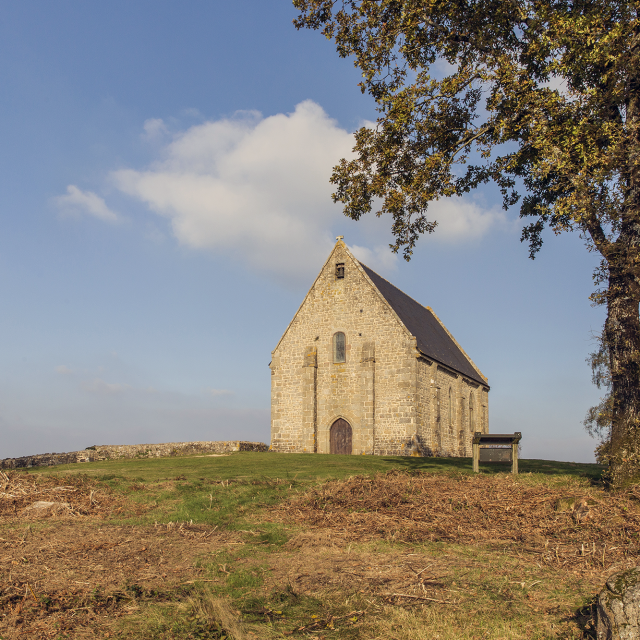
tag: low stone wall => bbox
[0,441,268,470]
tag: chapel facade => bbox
[269,238,490,456]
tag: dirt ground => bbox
[0,521,238,639]
[0,471,239,639]
[277,529,461,601]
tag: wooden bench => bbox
[472,432,522,474]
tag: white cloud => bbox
[54,185,120,223]
[142,118,169,142]
[349,244,398,273]
[112,101,354,284]
[107,100,504,284]
[428,197,507,241]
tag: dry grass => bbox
[0,519,243,639]
[272,469,640,573]
[190,593,248,639]
[0,470,250,639]
[248,535,598,639]
[121,591,249,640]
[2,460,634,639]
[0,470,139,521]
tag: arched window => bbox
[448,387,453,426]
[469,393,474,432]
[333,332,346,363]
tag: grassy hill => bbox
[1,453,620,639]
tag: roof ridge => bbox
[357,261,431,312]
[425,305,488,384]
[357,261,488,387]
[350,259,415,340]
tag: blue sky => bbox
[0,1,605,461]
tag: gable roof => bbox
[359,262,488,387]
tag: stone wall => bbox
[416,357,434,454]
[0,441,268,470]
[270,239,489,457]
[271,241,420,456]
[415,362,489,457]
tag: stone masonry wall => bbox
[0,441,268,470]
[416,357,434,453]
[271,241,421,456]
[271,239,489,457]
[422,366,488,457]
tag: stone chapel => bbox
[269,238,490,456]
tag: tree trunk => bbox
[605,264,640,486]
[607,52,640,486]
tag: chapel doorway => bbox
[330,418,352,454]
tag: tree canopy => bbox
[294,0,640,484]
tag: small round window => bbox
[333,332,346,363]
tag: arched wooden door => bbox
[330,418,352,454]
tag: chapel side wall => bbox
[458,379,490,455]
[433,366,458,456]
[270,243,418,455]
[481,386,490,434]
[416,358,436,455]
[427,366,490,457]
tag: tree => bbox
[584,333,613,462]
[293,0,640,485]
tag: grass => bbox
[18,452,608,639]
[27,452,604,534]
[28,451,604,484]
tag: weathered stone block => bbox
[1,441,268,470]
[598,567,640,639]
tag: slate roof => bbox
[359,262,488,387]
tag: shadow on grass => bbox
[386,455,605,480]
